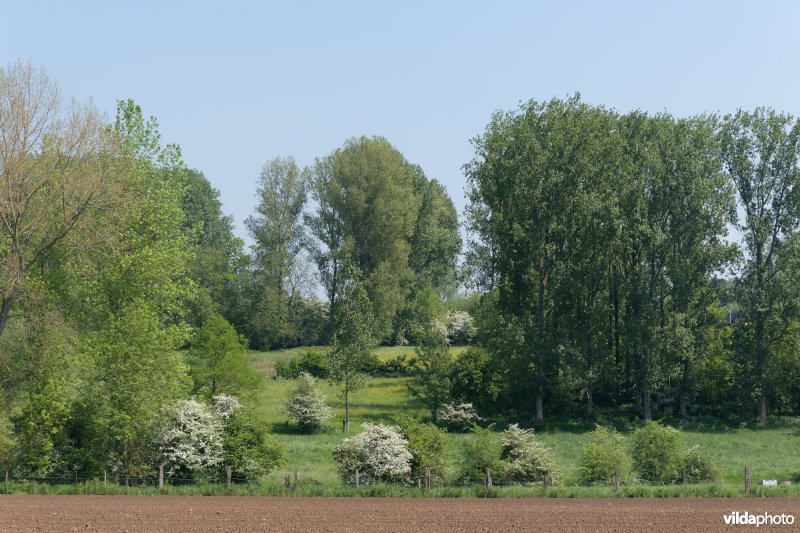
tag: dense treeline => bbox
[0,62,461,477]
[2,61,799,479]
[461,95,800,425]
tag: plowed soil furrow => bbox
[1,495,799,532]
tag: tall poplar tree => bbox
[720,108,800,425]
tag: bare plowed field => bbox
[1,495,798,532]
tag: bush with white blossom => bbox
[501,423,559,485]
[212,393,243,421]
[332,423,412,484]
[157,399,224,479]
[444,311,477,345]
[156,395,282,482]
[285,372,334,432]
[438,402,482,432]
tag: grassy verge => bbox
[3,481,800,498]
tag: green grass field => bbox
[249,347,800,491]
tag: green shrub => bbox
[449,347,507,411]
[501,424,559,485]
[578,425,631,485]
[459,425,501,483]
[683,444,718,482]
[0,416,15,473]
[275,350,329,379]
[395,415,446,481]
[631,421,684,483]
[222,408,283,481]
[377,354,416,375]
[11,379,70,476]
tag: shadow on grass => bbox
[269,421,341,435]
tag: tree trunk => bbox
[535,263,546,423]
[758,390,767,427]
[586,324,594,416]
[344,388,349,432]
[679,358,690,415]
[641,358,652,420]
[633,345,642,414]
[0,286,19,340]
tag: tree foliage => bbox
[187,314,259,400]
[328,269,377,430]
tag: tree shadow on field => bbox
[270,421,335,435]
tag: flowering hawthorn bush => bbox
[501,424,559,485]
[285,372,334,432]
[332,423,412,484]
[444,311,477,344]
[157,399,223,479]
[157,395,282,482]
[683,444,718,482]
[438,402,482,432]
[212,393,243,421]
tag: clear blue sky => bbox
[2,1,799,243]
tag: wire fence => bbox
[1,465,792,496]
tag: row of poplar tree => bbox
[462,95,800,425]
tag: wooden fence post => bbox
[745,466,751,494]
[293,470,298,492]
[159,464,164,489]
[543,475,549,489]
[103,470,107,487]
[417,477,421,489]
[226,466,232,489]
[4,470,8,491]
[424,467,431,493]
[485,468,492,488]
[75,470,78,485]
[614,469,620,492]
[355,469,360,489]
[682,467,687,488]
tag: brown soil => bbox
[1,495,798,532]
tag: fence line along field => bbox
[1,495,798,532]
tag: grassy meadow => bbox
[249,347,800,492]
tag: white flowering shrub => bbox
[432,319,450,344]
[213,394,243,422]
[683,444,718,482]
[439,402,482,432]
[285,372,334,432]
[157,399,223,479]
[501,424,559,485]
[332,423,412,484]
[444,311,477,345]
